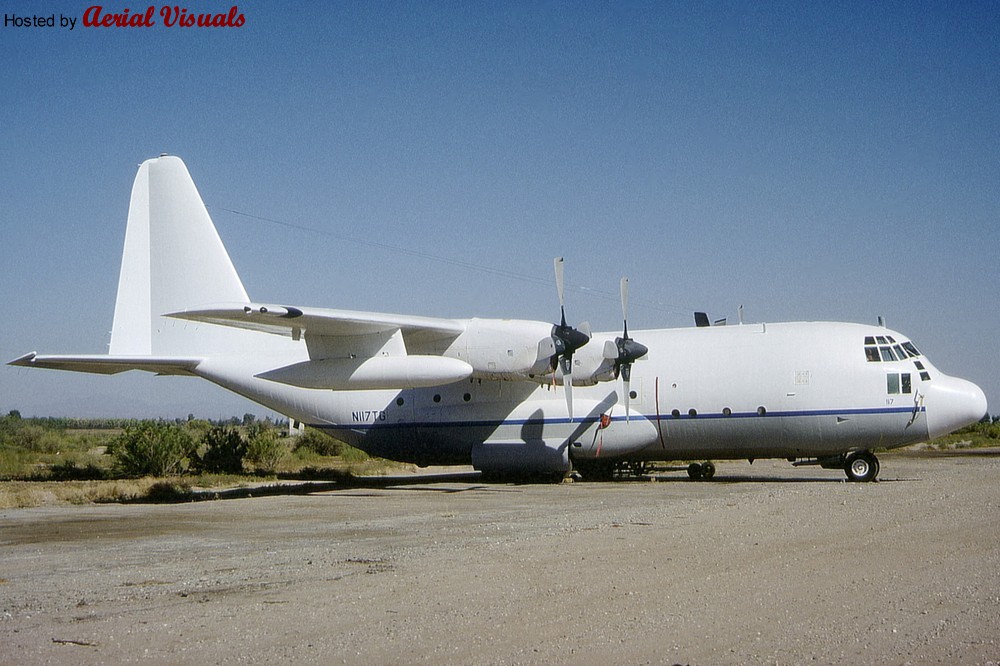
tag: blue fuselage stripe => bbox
[318,406,925,432]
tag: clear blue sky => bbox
[2,1,997,419]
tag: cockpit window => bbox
[864,337,922,363]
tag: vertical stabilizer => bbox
[109,155,254,356]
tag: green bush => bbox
[293,428,342,456]
[245,428,287,474]
[109,422,195,477]
[195,426,248,474]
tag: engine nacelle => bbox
[443,318,623,386]
[443,318,556,381]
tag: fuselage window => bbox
[865,346,880,362]
[879,346,897,362]
[902,341,921,357]
[920,371,931,381]
[886,373,912,395]
[914,360,925,370]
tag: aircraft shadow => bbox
[139,466,926,504]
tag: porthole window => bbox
[463,393,471,402]
[629,390,638,399]
[688,408,698,417]
[722,407,732,416]
[757,406,767,416]
[433,394,441,403]
[671,409,681,419]
[396,397,404,406]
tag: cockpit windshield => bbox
[864,336,922,363]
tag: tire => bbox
[701,461,716,480]
[844,451,879,482]
[687,462,703,480]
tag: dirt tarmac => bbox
[1,452,998,665]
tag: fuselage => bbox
[192,320,987,473]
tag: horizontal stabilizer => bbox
[8,352,201,376]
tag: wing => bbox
[166,303,466,347]
[165,303,474,390]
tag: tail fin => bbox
[109,155,253,356]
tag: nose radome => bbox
[925,375,989,440]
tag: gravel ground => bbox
[1,451,998,665]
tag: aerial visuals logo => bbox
[3,5,247,30]
[83,6,246,28]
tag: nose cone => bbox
[925,375,989,440]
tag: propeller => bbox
[550,257,591,420]
[603,277,648,420]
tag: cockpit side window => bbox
[887,373,900,394]
[865,346,880,362]
[879,346,897,362]
[886,372,912,395]
[902,341,921,358]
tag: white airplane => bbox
[10,155,988,482]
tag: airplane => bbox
[9,155,988,482]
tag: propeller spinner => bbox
[551,257,590,420]
[603,277,648,420]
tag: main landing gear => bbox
[843,450,880,483]
[687,461,715,480]
[796,449,881,482]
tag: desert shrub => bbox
[245,429,287,475]
[293,428,342,456]
[195,426,248,474]
[144,480,193,502]
[10,424,66,453]
[109,422,195,477]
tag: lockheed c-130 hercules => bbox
[11,156,988,482]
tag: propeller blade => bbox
[559,354,574,420]
[554,257,566,326]
[621,277,629,337]
[622,366,631,421]
[615,276,647,422]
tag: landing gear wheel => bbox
[844,451,879,482]
[687,463,703,480]
[701,461,716,480]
